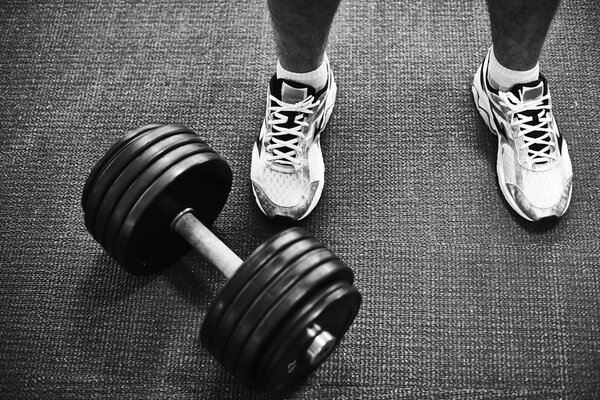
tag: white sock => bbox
[276,54,329,92]
[487,47,540,92]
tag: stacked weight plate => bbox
[81,124,232,274]
[201,228,361,391]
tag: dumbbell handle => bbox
[172,210,241,279]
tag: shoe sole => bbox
[251,78,337,221]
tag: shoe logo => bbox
[256,122,267,156]
[256,138,262,156]
[486,94,510,140]
[492,112,509,140]
[556,125,563,155]
[313,95,332,134]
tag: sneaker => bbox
[472,49,573,221]
[251,59,337,220]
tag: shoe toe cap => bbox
[252,181,320,220]
[506,177,573,221]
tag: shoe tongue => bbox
[515,80,544,103]
[281,81,309,103]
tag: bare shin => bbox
[268,0,342,72]
[486,0,560,70]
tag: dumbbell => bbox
[81,124,361,391]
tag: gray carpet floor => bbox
[1,1,599,399]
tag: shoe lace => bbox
[265,95,320,168]
[499,91,556,165]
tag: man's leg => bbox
[472,0,573,221]
[268,0,341,74]
[251,1,342,220]
[487,0,559,72]
[487,0,560,90]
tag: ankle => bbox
[487,47,539,91]
[276,54,329,91]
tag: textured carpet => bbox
[1,1,599,399]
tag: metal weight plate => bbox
[231,250,349,383]
[84,124,197,233]
[233,255,355,387]
[221,248,332,378]
[84,124,185,231]
[103,142,213,258]
[82,124,161,210]
[93,133,208,247]
[215,237,324,371]
[258,281,361,392]
[84,125,195,233]
[209,236,322,363]
[112,149,228,273]
[228,247,336,383]
[200,228,312,352]
[115,151,232,274]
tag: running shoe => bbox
[472,49,573,221]
[251,59,336,220]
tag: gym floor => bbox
[1,1,599,399]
